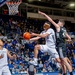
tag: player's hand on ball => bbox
[31,33,36,36]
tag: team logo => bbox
[0,0,7,7]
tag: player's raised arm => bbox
[30,36,41,41]
[65,32,71,41]
[38,11,59,28]
[31,32,49,38]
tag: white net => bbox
[6,0,22,15]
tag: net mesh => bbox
[6,0,22,15]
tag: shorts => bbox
[57,44,67,58]
[29,71,34,75]
[40,45,59,58]
[0,66,11,75]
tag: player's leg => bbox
[30,44,41,65]
[56,62,63,75]
[34,44,41,58]
[48,48,61,63]
[58,47,73,75]
[48,47,64,75]
[48,47,68,75]
[62,64,67,75]
[2,66,11,75]
[62,58,73,75]
[31,44,41,65]
[52,50,63,75]
[58,64,67,75]
[31,45,48,65]
[57,45,67,75]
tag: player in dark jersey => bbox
[38,11,73,75]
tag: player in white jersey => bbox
[30,22,60,65]
[0,39,16,75]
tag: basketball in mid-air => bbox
[23,32,31,40]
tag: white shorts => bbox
[0,66,11,75]
[40,45,59,58]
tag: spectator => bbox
[71,54,75,70]
[20,68,28,74]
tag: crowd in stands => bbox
[0,16,75,74]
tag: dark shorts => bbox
[57,43,67,58]
[29,71,34,75]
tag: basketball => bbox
[23,32,31,40]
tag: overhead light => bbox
[38,0,41,1]
[69,3,75,7]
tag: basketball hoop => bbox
[6,0,22,15]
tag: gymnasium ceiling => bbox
[22,0,75,10]
[0,0,75,14]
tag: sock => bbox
[70,72,73,75]
[63,73,67,75]
[34,58,38,61]
[58,68,62,74]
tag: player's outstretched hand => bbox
[31,33,36,36]
[38,11,45,15]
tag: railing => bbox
[21,3,75,23]
[22,3,75,18]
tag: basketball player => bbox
[38,11,73,75]
[0,39,16,75]
[29,21,61,66]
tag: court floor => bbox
[36,72,75,75]
[12,72,75,75]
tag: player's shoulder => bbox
[48,28,54,31]
[3,48,7,51]
[61,26,66,29]
[41,31,45,33]
[61,27,66,31]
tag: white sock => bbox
[34,58,38,61]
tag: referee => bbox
[28,63,36,75]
